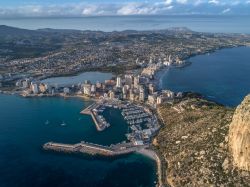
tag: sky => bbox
[0,0,250,17]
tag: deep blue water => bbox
[160,46,250,107]
[0,94,157,187]
[0,15,250,33]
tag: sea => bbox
[0,15,250,33]
[160,46,250,107]
[0,94,157,187]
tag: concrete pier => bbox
[80,103,95,115]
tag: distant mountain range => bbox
[0,25,39,36]
[0,25,193,37]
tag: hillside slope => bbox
[155,96,250,186]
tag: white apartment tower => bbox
[139,87,145,102]
[31,83,39,94]
[134,76,139,89]
[83,84,91,96]
[116,76,122,88]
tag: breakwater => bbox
[43,141,148,157]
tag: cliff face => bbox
[229,95,250,171]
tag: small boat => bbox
[45,120,49,125]
[61,121,66,126]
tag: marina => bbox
[0,94,157,187]
[80,99,160,145]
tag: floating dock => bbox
[43,141,148,157]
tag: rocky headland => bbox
[155,93,250,186]
[229,95,250,172]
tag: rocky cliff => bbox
[229,94,250,171]
[155,95,250,187]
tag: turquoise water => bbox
[0,94,157,187]
[160,47,250,107]
[41,72,113,86]
[0,15,250,33]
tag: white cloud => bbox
[0,1,249,17]
[166,5,174,9]
[117,3,157,15]
[208,0,220,5]
[176,0,188,4]
[117,5,138,15]
[222,8,231,13]
[82,6,97,15]
[164,0,173,5]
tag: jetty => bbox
[80,103,96,115]
[43,141,148,157]
[81,103,110,131]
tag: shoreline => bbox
[137,148,164,187]
[0,90,97,102]
[1,45,249,187]
[1,45,248,91]
[154,45,250,91]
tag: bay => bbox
[160,46,250,106]
[0,94,157,187]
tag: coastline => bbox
[154,45,250,91]
[1,45,250,187]
[137,148,164,187]
[0,91,97,103]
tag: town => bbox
[13,57,185,146]
[1,26,250,91]
[15,55,183,107]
